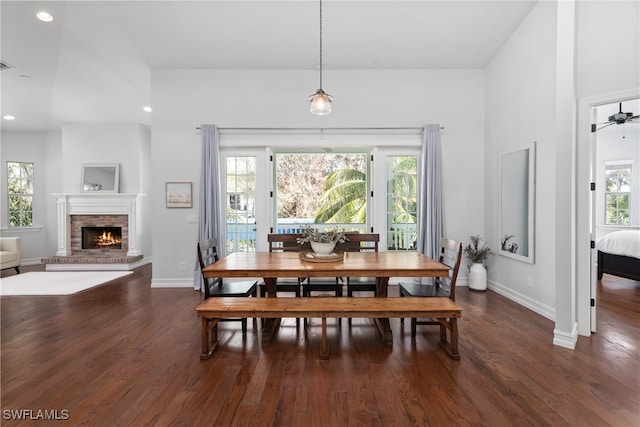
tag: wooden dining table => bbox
[201,251,449,345]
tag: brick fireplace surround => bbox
[43,193,145,271]
[72,215,127,252]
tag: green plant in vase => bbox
[464,235,493,291]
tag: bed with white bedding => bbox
[595,230,640,282]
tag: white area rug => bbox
[0,271,133,296]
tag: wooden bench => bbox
[196,297,462,360]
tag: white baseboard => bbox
[553,323,578,349]
[151,278,195,288]
[487,279,556,321]
[21,258,44,266]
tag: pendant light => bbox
[308,0,333,115]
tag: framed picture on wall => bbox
[166,182,192,208]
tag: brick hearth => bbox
[42,253,143,264]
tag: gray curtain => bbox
[417,124,446,267]
[194,124,222,291]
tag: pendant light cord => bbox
[319,0,323,90]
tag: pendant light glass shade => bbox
[309,89,333,115]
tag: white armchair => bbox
[1,237,21,273]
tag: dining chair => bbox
[341,233,380,297]
[197,238,258,335]
[398,238,463,338]
[260,233,310,326]
[259,233,309,297]
[300,233,344,328]
[339,233,380,326]
[301,232,343,298]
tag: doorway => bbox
[588,97,640,333]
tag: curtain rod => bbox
[195,126,444,131]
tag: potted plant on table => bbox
[464,235,494,291]
[297,225,347,255]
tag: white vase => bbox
[310,241,336,255]
[468,263,487,291]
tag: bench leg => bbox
[200,318,219,360]
[437,317,460,360]
[319,317,330,360]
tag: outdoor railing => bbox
[225,220,417,252]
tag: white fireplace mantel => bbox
[53,193,144,257]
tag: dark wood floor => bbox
[1,264,638,426]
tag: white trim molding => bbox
[52,193,145,257]
[151,278,196,288]
[487,279,555,321]
[553,323,578,349]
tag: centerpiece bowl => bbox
[310,241,336,255]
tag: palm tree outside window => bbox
[274,152,369,234]
[386,156,417,250]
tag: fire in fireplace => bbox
[82,227,123,250]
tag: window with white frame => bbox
[605,162,632,225]
[225,156,257,252]
[7,161,34,227]
[385,156,417,250]
[273,152,369,233]
[221,142,421,252]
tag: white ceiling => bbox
[2,0,546,132]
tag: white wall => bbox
[61,124,148,194]
[137,125,152,258]
[0,130,62,264]
[150,69,486,286]
[485,1,558,318]
[576,1,640,99]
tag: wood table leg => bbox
[375,277,393,345]
[319,317,330,359]
[261,277,280,346]
[373,318,393,345]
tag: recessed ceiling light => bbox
[3,115,16,121]
[143,106,152,113]
[18,75,31,81]
[36,11,54,22]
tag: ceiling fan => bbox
[593,102,639,132]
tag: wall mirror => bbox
[82,164,120,192]
[499,142,535,263]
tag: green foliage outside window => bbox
[276,153,367,224]
[386,156,417,250]
[605,165,631,225]
[7,161,34,227]
[275,153,417,248]
[315,166,367,224]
